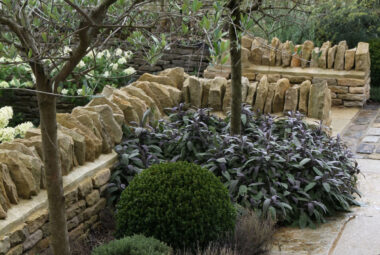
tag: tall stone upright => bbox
[301,40,314,68]
[327,45,337,69]
[308,81,331,124]
[318,41,331,69]
[355,42,370,71]
[282,41,292,67]
[272,78,291,113]
[269,37,281,66]
[334,41,348,70]
[253,75,269,113]
[345,48,356,71]
[298,80,312,114]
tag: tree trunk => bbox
[37,89,70,255]
[228,0,242,135]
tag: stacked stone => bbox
[0,68,184,221]
[0,168,111,255]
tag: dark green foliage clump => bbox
[91,234,172,255]
[115,161,236,249]
[111,105,360,228]
[369,39,380,101]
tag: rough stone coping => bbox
[0,151,117,236]
[209,65,367,79]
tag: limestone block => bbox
[112,90,148,122]
[0,163,18,204]
[310,47,320,68]
[331,92,337,99]
[200,79,211,108]
[5,244,22,255]
[355,42,370,71]
[59,125,86,166]
[67,200,86,220]
[182,79,190,104]
[13,137,43,160]
[345,48,356,71]
[291,45,302,67]
[185,77,202,108]
[162,84,182,106]
[337,78,365,87]
[269,37,281,66]
[308,81,331,123]
[349,87,365,94]
[241,76,249,102]
[337,93,366,101]
[312,78,337,86]
[332,99,343,105]
[69,223,84,242]
[329,86,348,94]
[26,209,48,234]
[282,41,292,67]
[222,81,231,113]
[204,69,230,79]
[132,81,163,113]
[208,77,227,111]
[263,83,278,114]
[250,47,263,65]
[241,47,251,67]
[334,41,348,70]
[267,74,281,83]
[85,190,100,207]
[82,198,106,221]
[318,41,331,69]
[284,85,300,113]
[275,43,283,66]
[158,67,185,90]
[344,100,365,107]
[57,132,75,175]
[282,75,312,84]
[242,35,253,49]
[0,177,10,216]
[147,82,175,109]
[86,97,124,126]
[272,78,291,113]
[299,80,311,115]
[242,71,256,81]
[137,73,176,87]
[245,82,258,105]
[301,40,314,68]
[23,229,43,251]
[78,178,93,199]
[255,74,264,81]
[327,45,337,69]
[253,75,269,113]
[64,187,78,208]
[0,236,10,254]
[92,168,111,188]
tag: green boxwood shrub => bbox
[115,161,236,249]
[370,38,380,101]
[91,234,172,255]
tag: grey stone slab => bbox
[362,136,380,143]
[376,145,380,154]
[356,143,375,154]
[353,117,372,125]
[342,129,365,139]
[367,128,380,136]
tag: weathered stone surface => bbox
[57,113,102,161]
[343,100,365,107]
[0,142,37,158]
[329,86,348,94]
[57,132,75,175]
[253,75,269,113]
[242,35,253,49]
[0,163,18,204]
[337,78,365,87]
[245,82,258,105]
[199,79,210,108]
[158,67,185,89]
[185,76,202,108]
[162,84,182,106]
[267,74,281,83]
[345,48,356,71]
[291,45,302,67]
[310,47,320,68]
[334,41,348,70]
[241,77,249,102]
[275,43,283,66]
[284,85,299,113]
[112,90,148,123]
[357,143,375,154]
[92,168,111,188]
[137,73,176,87]
[59,125,86,166]
[69,223,84,242]
[301,40,314,68]
[86,97,124,126]
[208,77,226,111]
[13,136,43,160]
[299,80,311,114]
[241,47,251,67]
[222,81,232,113]
[269,37,281,66]
[318,41,331,69]
[272,78,291,113]
[242,71,256,81]
[85,190,100,207]
[308,81,331,122]
[23,230,43,251]
[331,92,337,99]
[82,198,106,220]
[312,78,337,86]
[5,244,22,255]
[282,41,292,67]
[337,93,366,101]
[132,81,163,112]
[78,178,93,199]
[282,75,311,84]
[355,42,370,71]
[0,236,10,254]
[64,187,78,208]
[0,175,10,217]
[327,45,337,69]
[263,83,277,114]
[250,47,263,65]
[349,87,365,94]
[332,99,343,105]
[9,224,28,246]
[67,200,86,220]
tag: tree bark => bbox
[37,83,70,255]
[228,0,242,135]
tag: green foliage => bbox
[111,106,360,228]
[91,235,172,255]
[115,161,236,249]
[369,38,380,98]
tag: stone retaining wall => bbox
[204,36,371,107]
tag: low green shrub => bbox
[111,106,360,228]
[91,234,172,255]
[115,161,236,249]
[370,39,380,101]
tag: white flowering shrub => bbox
[0,106,33,143]
[0,56,35,89]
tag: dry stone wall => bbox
[0,66,330,254]
[204,36,371,107]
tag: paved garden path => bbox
[272,105,380,255]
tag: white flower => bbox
[115,48,123,56]
[104,71,110,77]
[31,73,36,83]
[117,57,127,65]
[0,127,16,142]
[14,55,23,62]
[15,122,33,137]
[23,81,34,88]
[77,61,85,68]
[63,46,71,54]
[61,89,69,95]
[124,50,133,59]
[0,57,5,62]
[86,51,95,58]
[97,51,104,59]
[77,89,83,95]
[123,67,136,75]
[0,81,9,88]
[9,78,20,87]
[103,50,111,58]
[112,63,119,71]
